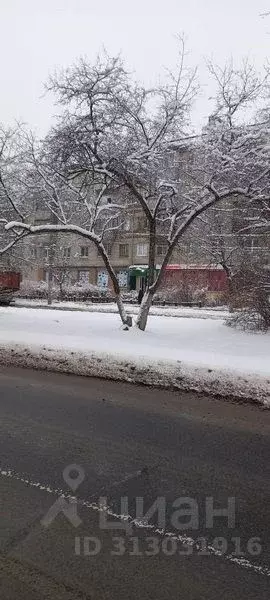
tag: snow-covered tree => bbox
[44,52,270,329]
[4,131,132,322]
[198,60,270,232]
[5,42,199,328]
[191,198,270,297]
[0,126,33,261]
[4,54,270,331]
[190,61,270,294]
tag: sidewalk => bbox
[14,298,229,320]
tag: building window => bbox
[30,247,37,259]
[136,216,148,232]
[136,243,148,257]
[117,270,128,288]
[95,219,103,232]
[119,243,129,258]
[63,247,71,259]
[43,248,50,259]
[111,216,120,228]
[97,269,109,289]
[97,243,112,256]
[34,218,51,226]
[124,218,131,231]
[157,245,167,256]
[80,246,89,257]
[78,271,89,283]
[103,243,112,256]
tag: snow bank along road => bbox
[0,306,269,404]
[1,367,270,599]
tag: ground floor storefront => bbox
[34,263,228,296]
[41,265,153,292]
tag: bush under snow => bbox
[18,279,113,302]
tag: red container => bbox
[0,271,21,291]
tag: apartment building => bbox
[20,206,170,290]
[18,133,269,293]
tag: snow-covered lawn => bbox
[14,298,229,320]
[0,306,269,404]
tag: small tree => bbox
[227,258,270,330]
[0,126,32,258]
[3,131,132,323]
[191,200,269,297]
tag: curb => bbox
[0,342,269,407]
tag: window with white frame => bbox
[80,246,89,257]
[136,243,148,257]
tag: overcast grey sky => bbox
[1,0,269,134]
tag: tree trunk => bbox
[97,243,129,326]
[112,285,129,326]
[47,265,53,306]
[221,263,234,297]
[135,289,154,331]
[59,280,64,301]
[135,220,156,330]
[115,294,130,326]
[148,221,156,288]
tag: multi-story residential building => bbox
[7,128,269,295]
[18,141,212,291]
[22,205,182,291]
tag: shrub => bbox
[227,264,270,331]
[18,279,58,300]
[18,280,113,302]
[154,285,208,305]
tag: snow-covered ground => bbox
[0,306,269,405]
[14,298,229,320]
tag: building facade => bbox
[22,205,204,292]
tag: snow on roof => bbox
[128,265,148,270]
[128,263,222,271]
[128,264,224,272]
[129,265,161,271]
[165,264,224,271]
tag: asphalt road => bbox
[0,366,270,599]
